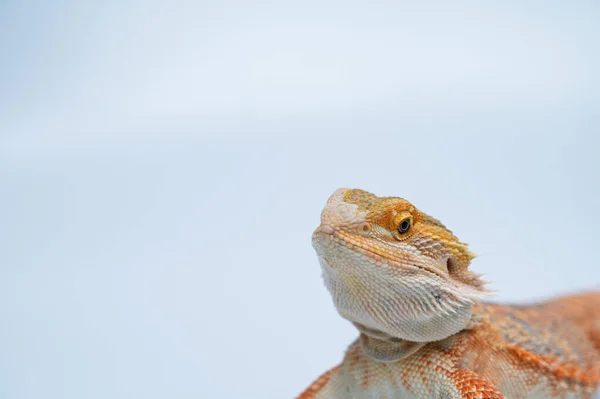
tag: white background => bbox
[1,1,599,398]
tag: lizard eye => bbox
[398,218,411,234]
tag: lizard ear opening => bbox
[446,257,455,273]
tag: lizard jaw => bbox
[318,228,451,280]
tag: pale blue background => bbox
[1,1,599,398]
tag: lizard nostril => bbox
[359,222,372,234]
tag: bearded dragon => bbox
[299,188,600,399]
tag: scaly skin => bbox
[299,188,600,399]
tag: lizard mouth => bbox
[313,229,449,280]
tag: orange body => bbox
[300,293,600,398]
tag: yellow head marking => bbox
[339,188,481,287]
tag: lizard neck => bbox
[354,322,425,362]
[354,311,482,363]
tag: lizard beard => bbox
[315,241,486,343]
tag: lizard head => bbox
[312,188,488,343]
